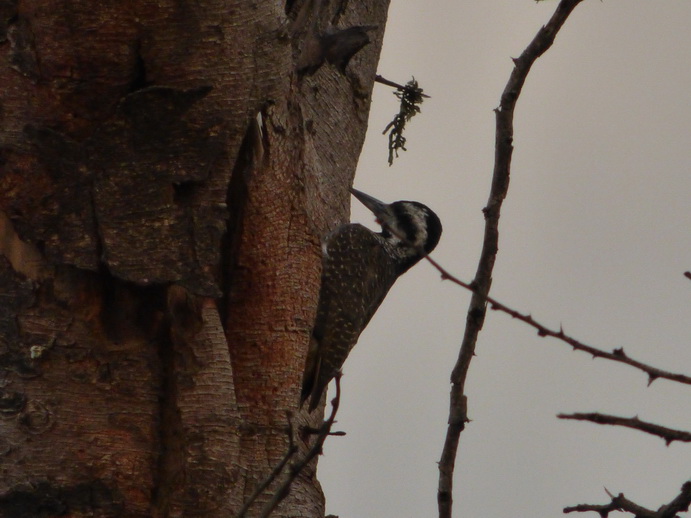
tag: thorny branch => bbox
[257,375,343,518]
[436,2,587,517]
[423,254,691,387]
[564,481,691,518]
[557,413,691,446]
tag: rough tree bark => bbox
[0,1,390,516]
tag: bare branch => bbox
[437,2,586,517]
[258,375,343,518]
[564,500,623,517]
[557,413,691,446]
[564,481,691,518]
[571,492,657,518]
[425,253,691,387]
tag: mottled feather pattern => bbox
[302,224,399,410]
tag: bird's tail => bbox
[300,359,328,412]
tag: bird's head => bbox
[350,188,442,264]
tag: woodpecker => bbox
[301,188,442,411]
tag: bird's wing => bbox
[302,224,398,409]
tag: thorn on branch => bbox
[558,412,691,445]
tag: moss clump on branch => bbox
[378,76,427,166]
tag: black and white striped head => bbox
[351,188,442,270]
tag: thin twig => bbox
[375,74,430,97]
[564,481,691,517]
[258,375,343,518]
[437,2,587,517]
[236,415,298,518]
[557,413,691,446]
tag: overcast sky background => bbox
[317,1,691,517]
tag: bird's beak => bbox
[350,188,395,227]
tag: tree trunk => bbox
[0,1,390,516]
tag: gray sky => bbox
[318,1,691,517]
